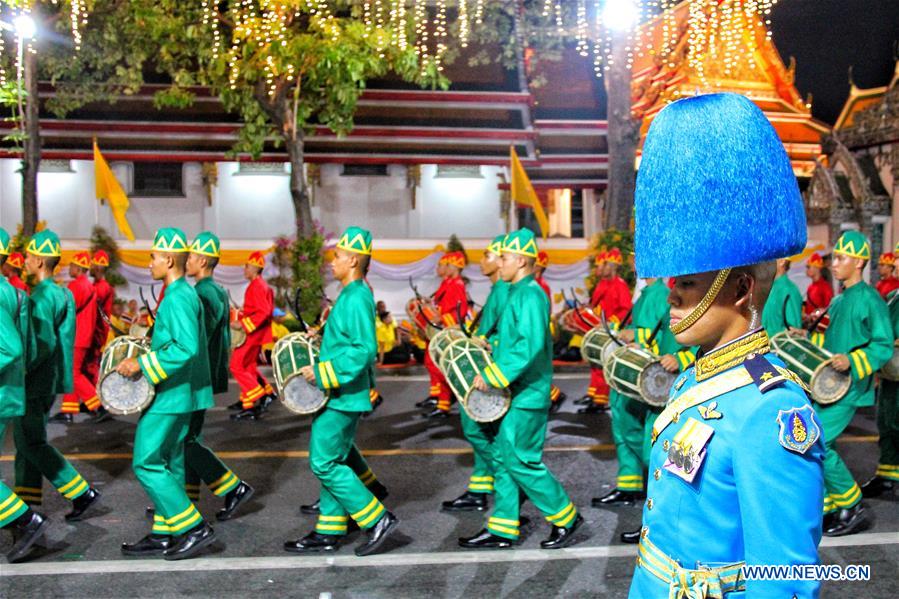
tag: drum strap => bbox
[652,368,753,443]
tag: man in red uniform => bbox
[230,251,275,421]
[804,252,834,326]
[580,247,632,414]
[87,251,115,380]
[535,251,567,413]
[875,252,899,299]
[424,251,468,421]
[52,251,100,423]
[2,252,28,293]
[417,253,450,410]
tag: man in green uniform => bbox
[862,239,899,498]
[761,258,803,335]
[184,232,254,519]
[14,230,101,520]
[816,231,894,536]
[116,228,217,559]
[441,234,507,513]
[286,226,397,556]
[593,277,695,515]
[0,227,49,563]
[462,228,583,549]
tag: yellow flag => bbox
[509,146,549,238]
[93,140,135,241]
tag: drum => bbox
[128,322,150,338]
[605,345,676,407]
[880,349,899,381]
[406,298,441,339]
[769,331,850,404]
[230,307,247,349]
[97,336,156,415]
[580,326,620,369]
[428,327,468,366]
[271,332,328,414]
[559,307,601,335]
[439,337,511,423]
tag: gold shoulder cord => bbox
[669,268,732,335]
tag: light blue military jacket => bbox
[629,330,825,599]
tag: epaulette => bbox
[742,353,787,394]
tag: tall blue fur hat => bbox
[634,93,806,278]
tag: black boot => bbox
[66,487,101,522]
[823,504,868,537]
[259,393,276,412]
[541,514,584,549]
[355,511,398,556]
[620,528,642,544]
[6,509,49,563]
[284,531,342,553]
[591,489,645,508]
[574,394,593,405]
[121,534,172,556]
[416,396,438,409]
[424,408,449,422]
[49,412,74,424]
[578,403,609,414]
[163,522,217,560]
[549,392,568,414]
[458,528,514,549]
[442,491,488,512]
[227,400,243,411]
[216,481,255,522]
[861,476,895,499]
[92,406,114,423]
[230,405,262,421]
[300,499,321,515]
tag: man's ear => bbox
[733,271,754,309]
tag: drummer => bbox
[815,231,893,536]
[875,252,899,299]
[628,93,825,598]
[417,253,451,409]
[463,228,583,550]
[803,252,833,329]
[593,275,694,524]
[183,232,255,520]
[87,251,116,405]
[116,227,217,559]
[2,251,28,293]
[289,226,398,556]
[535,251,567,413]
[761,258,803,335]
[441,234,507,513]
[14,230,102,521]
[863,240,899,499]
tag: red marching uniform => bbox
[876,252,899,299]
[426,252,469,413]
[231,253,275,409]
[6,252,28,293]
[86,251,115,384]
[805,278,834,317]
[587,256,632,408]
[62,252,100,414]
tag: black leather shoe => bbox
[216,481,255,521]
[541,514,584,549]
[415,396,438,408]
[442,491,488,512]
[574,394,593,405]
[121,534,172,556]
[620,528,642,544]
[284,531,342,553]
[49,412,74,424]
[355,511,398,556]
[300,499,321,515]
[227,400,243,411]
[66,487,101,521]
[230,406,262,421]
[458,528,514,549]
[259,393,276,412]
[6,510,49,563]
[92,406,113,423]
[424,408,450,421]
[549,392,568,414]
[591,489,645,508]
[823,504,868,537]
[861,476,896,499]
[578,403,609,414]
[163,522,217,560]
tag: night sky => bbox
[769,0,899,125]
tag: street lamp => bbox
[602,0,639,31]
[12,14,36,39]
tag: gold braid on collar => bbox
[694,329,771,382]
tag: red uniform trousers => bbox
[61,347,102,414]
[231,340,274,409]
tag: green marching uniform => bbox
[133,231,214,540]
[818,232,894,516]
[761,271,803,335]
[460,235,509,499]
[874,288,899,484]
[14,230,94,508]
[184,232,246,505]
[609,279,695,496]
[478,229,579,544]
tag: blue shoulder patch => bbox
[776,404,820,454]
[743,353,787,394]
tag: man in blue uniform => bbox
[628,93,825,599]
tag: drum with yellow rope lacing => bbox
[769,331,850,404]
[605,345,676,407]
[428,326,468,367]
[439,337,510,423]
[271,332,328,414]
[580,326,619,370]
[97,336,156,415]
